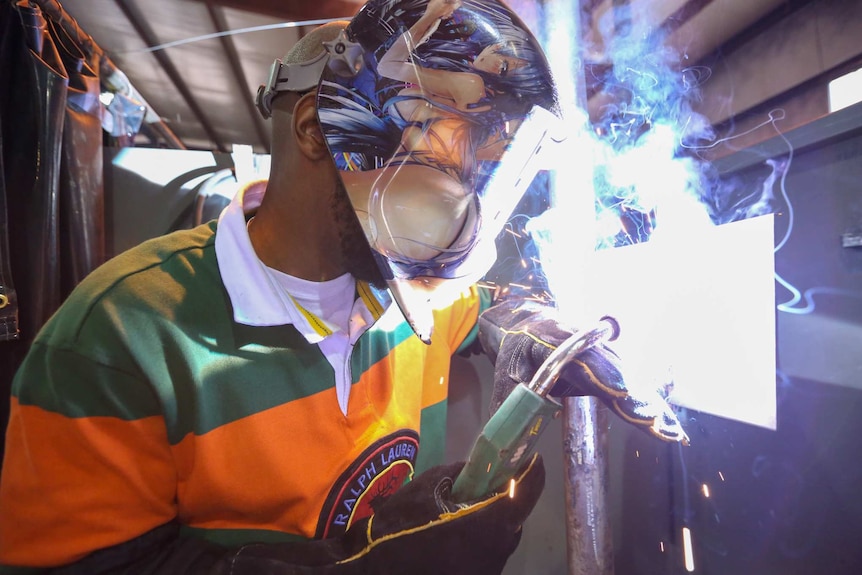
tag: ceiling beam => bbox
[205,2,271,153]
[188,0,361,21]
[114,0,227,152]
[655,0,716,40]
[583,0,719,104]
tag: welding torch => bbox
[451,316,620,502]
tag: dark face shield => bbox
[317,0,560,342]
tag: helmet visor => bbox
[318,0,559,342]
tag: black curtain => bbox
[0,0,106,465]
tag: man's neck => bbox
[248,177,349,283]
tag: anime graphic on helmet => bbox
[318,0,560,341]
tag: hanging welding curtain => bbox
[0,0,106,461]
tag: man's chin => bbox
[333,182,389,290]
[348,258,388,290]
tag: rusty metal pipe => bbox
[563,396,614,575]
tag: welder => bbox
[0,0,684,573]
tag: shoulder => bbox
[430,284,491,351]
[37,222,220,345]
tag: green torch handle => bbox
[451,317,619,502]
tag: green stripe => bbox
[179,525,308,547]
[0,566,46,574]
[13,343,162,420]
[13,221,473,446]
[415,399,448,474]
[351,318,416,385]
[12,223,344,443]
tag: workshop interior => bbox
[1,0,861,573]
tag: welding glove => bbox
[213,454,545,575]
[479,299,689,444]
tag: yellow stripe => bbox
[356,281,384,320]
[288,295,333,337]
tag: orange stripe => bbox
[173,344,428,538]
[0,399,176,567]
[1,321,465,565]
[173,387,371,537]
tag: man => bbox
[0,1,685,573]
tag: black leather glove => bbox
[479,299,689,444]
[213,454,545,575]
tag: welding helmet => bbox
[316,0,560,342]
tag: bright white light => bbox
[111,148,217,187]
[231,144,255,185]
[701,484,710,498]
[585,216,777,429]
[829,67,862,113]
[682,527,695,572]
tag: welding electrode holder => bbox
[451,317,620,503]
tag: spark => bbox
[509,479,516,498]
[522,295,548,304]
[659,541,665,553]
[682,527,695,572]
[701,484,710,498]
[718,471,725,481]
[486,462,492,473]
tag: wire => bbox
[118,18,348,54]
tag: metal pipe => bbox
[523,315,616,574]
[533,0,616,571]
[563,396,614,575]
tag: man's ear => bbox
[293,92,329,161]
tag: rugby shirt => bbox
[0,217,489,568]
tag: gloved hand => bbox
[479,299,689,445]
[213,454,545,575]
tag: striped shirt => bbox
[0,185,487,568]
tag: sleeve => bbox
[0,342,180,569]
